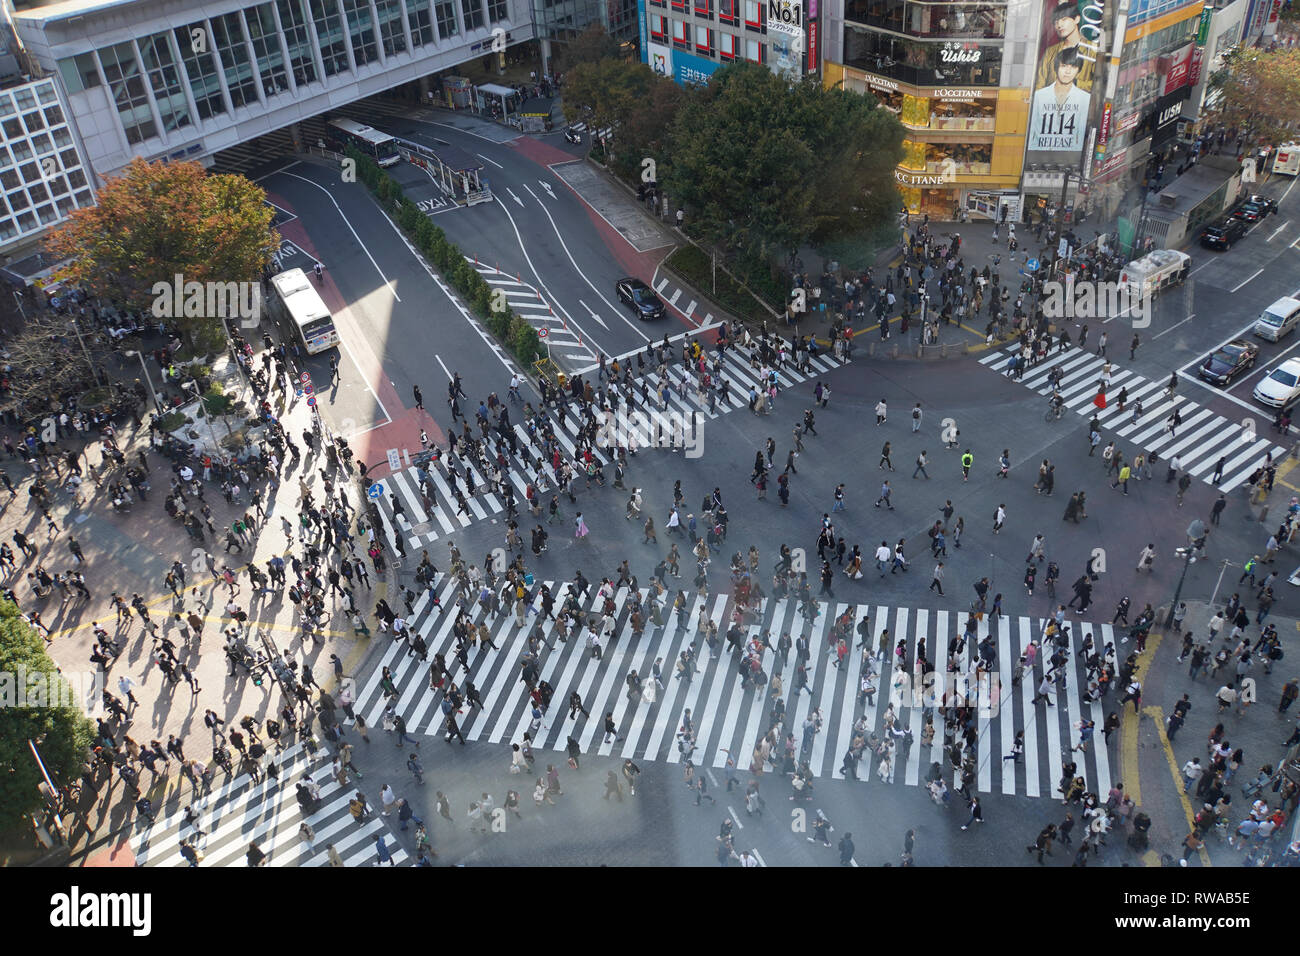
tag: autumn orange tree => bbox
[46,157,279,349]
[1213,46,1300,148]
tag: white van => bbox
[1254,296,1300,342]
[1118,249,1191,299]
[1273,144,1300,177]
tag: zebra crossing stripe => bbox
[982,344,1285,492]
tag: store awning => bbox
[477,83,515,98]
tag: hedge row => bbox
[346,146,542,367]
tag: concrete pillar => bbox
[418,74,432,100]
[287,121,302,151]
[539,36,552,77]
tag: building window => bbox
[651,13,666,38]
[341,0,379,66]
[672,18,688,48]
[276,0,319,86]
[97,41,158,144]
[745,37,764,61]
[695,25,713,53]
[718,0,736,23]
[310,0,352,77]
[744,0,761,29]
[57,53,101,94]
[461,0,484,29]
[435,0,459,38]
[174,24,227,119]
[244,6,289,97]
[138,31,193,133]
[694,0,712,19]
[720,32,736,58]
[487,0,507,22]
[671,0,685,10]
[211,13,260,107]
[842,0,1007,41]
[648,0,665,6]
[405,0,436,45]
[374,0,408,56]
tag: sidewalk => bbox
[0,337,387,864]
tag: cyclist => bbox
[1048,389,1065,419]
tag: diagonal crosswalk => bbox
[979,344,1285,492]
[369,339,846,552]
[131,741,411,867]
[352,577,1121,801]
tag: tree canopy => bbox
[562,56,684,182]
[556,21,628,71]
[1213,47,1300,149]
[0,599,95,835]
[662,62,904,261]
[46,157,279,347]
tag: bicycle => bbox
[1045,401,1066,422]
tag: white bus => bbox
[268,269,340,355]
[326,117,400,167]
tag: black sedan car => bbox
[1199,339,1260,385]
[1232,195,1278,222]
[616,277,666,320]
[1200,219,1247,250]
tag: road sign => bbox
[295,388,304,398]
[1026,258,1040,272]
[367,481,386,499]
[306,396,317,407]
[386,448,401,471]
[537,328,549,338]
[300,371,311,383]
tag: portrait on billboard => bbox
[1033,1,1097,93]
[1028,47,1089,151]
[1025,0,1107,164]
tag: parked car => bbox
[1200,219,1247,250]
[1253,356,1300,408]
[615,277,665,320]
[1198,339,1259,385]
[1232,197,1275,223]
[1244,193,1280,216]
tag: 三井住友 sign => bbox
[768,0,803,37]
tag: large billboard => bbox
[647,41,672,78]
[1025,0,1109,168]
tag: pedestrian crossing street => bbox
[370,338,847,552]
[352,576,1120,801]
[567,122,613,140]
[131,741,411,867]
[472,260,596,364]
[980,344,1286,492]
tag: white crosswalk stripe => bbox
[131,741,412,867]
[369,339,846,552]
[979,344,1285,491]
[470,261,594,360]
[353,580,1117,800]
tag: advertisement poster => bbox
[1026,0,1108,166]
[646,41,672,78]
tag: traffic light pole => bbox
[1165,547,1195,628]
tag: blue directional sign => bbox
[1025,258,1040,272]
[367,481,386,499]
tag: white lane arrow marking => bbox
[538,180,556,200]
[507,188,523,207]
[578,299,609,329]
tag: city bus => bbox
[267,268,340,355]
[326,117,400,167]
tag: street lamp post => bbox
[122,350,161,413]
[1166,547,1197,628]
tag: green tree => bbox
[561,57,653,139]
[46,158,279,349]
[0,600,95,834]
[556,22,627,72]
[664,62,903,263]
[1215,47,1300,148]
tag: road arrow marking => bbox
[538,180,556,200]
[578,299,609,329]
[507,188,523,207]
